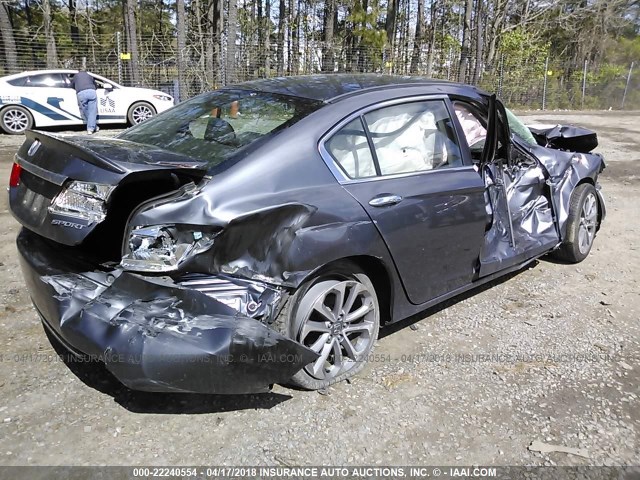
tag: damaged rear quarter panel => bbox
[128,123,399,290]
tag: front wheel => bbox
[553,183,599,263]
[127,101,156,125]
[274,263,380,390]
[1,106,34,134]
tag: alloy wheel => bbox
[578,192,597,254]
[132,105,154,124]
[3,109,29,133]
[295,279,376,380]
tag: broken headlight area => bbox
[121,225,217,273]
[48,181,115,224]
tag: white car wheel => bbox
[1,106,34,135]
[128,102,156,125]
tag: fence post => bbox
[116,31,123,85]
[581,59,588,110]
[621,61,634,110]
[542,56,549,111]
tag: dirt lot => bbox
[0,112,637,467]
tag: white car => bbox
[0,69,174,134]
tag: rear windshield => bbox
[118,89,322,170]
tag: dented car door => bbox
[325,98,488,304]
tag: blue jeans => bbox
[77,89,97,132]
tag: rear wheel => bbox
[274,262,380,390]
[127,102,156,125]
[553,183,599,263]
[1,106,34,134]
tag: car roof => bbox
[228,74,483,103]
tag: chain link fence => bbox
[1,31,638,110]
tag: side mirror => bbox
[103,83,113,90]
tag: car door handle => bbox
[369,194,403,207]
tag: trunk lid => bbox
[10,131,208,247]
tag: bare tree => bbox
[206,0,224,87]
[385,0,399,46]
[0,1,18,73]
[458,0,473,82]
[68,0,80,46]
[472,0,483,84]
[42,0,58,67]
[276,0,285,75]
[124,0,140,84]
[410,0,424,73]
[321,0,335,72]
[176,0,187,98]
[227,0,238,82]
[289,0,299,74]
[425,0,438,77]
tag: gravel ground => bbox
[0,113,637,467]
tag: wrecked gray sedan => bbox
[9,75,606,393]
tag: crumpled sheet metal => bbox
[529,144,605,238]
[504,164,558,250]
[131,188,388,289]
[21,234,318,394]
[479,141,604,273]
[479,162,559,275]
[528,124,598,153]
[176,273,285,324]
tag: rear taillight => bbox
[9,163,22,187]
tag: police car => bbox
[0,69,174,134]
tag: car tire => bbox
[1,106,34,135]
[127,102,156,125]
[273,262,380,390]
[552,183,599,263]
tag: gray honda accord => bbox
[9,74,605,393]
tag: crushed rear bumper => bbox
[17,228,317,394]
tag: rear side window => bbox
[364,100,462,175]
[23,74,67,88]
[7,77,27,86]
[326,99,463,179]
[325,118,377,179]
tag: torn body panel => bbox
[479,134,605,275]
[524,141,606,239]
[17,228,317,394]
[479,160,558,276]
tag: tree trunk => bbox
[206,0,224,87]
[425,0,437,77]
[289,0,300,74]
[257,0,263,73]
[472,0,483,85]
[176,0,187,100]
[458,0,472,83]
[264,0,271,75]
[124,0,140,84]
[385,0,398,46]
[410,0,424,73]
[227,0,238,82]
[68,0,80,46]
[0,2,18,73]
[276,0,285,75]
[321,0,334,72]
[42,0,58,68]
